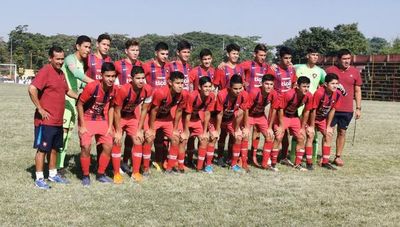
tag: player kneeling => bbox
[113,66,153,183]
[77,62,117,186]
[247,74,280,170]
[308,73,342,170]
[273,76,313,171]
[182,76,216,173]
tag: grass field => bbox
[0,83,399,226]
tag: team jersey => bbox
[114,83,153,119]
[312,86,342,121]
[114,59,142,85]
[213,64,244,89]
[280,88,313,118]
[274,65,297,94]
[248,88,279,117]
[168,60,191,91]
[79,80,116,121]
[294,64,326,94]
[32,64,69,127]
[241,60,275,92]
[189,66,215,91]
[152,86,187,120]
[86,53,112,80]
[143,60,170,88]
[62,54,86,92]
[215,88,249,122]
[185,90,215,120]
[325,65,362,112]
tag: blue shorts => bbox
[33,125,63,153]
[331,111,353,130]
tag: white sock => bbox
[49,169,57,178]
[36,171,44,180]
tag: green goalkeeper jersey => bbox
[294,64,326,94]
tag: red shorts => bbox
[248,115,269,134]
[152,118,183,139]
[79,120,113,146]
[274,116,302,139]
[121,116,149,136]
[314,119,327,133]
[188,120,204,137]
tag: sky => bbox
[1,0,400,45]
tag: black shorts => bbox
[331,111,353,130]
[33,125,63,153]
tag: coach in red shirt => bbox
[325,49,362,167]
[28,46,78,189]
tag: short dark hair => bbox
[125,39,139,49]
[76,35,91,45]
[97,33,111,43]
[297,76,310,85]
[169,71,184,81]
[229,74,243,87]
[155,42,169,51]
[199,48,212,59]
[307,47,319,54]
[337,48,352,58]
[262,74,275,83]
[177,40,191,51]
[101,62,115,73]
[199,76,212,87]
[254,44,267,53]
[279,46,293,58]
[48,46,64,57]
[131,66,144,77]
[325,73,339,83]
[226,43,240,53]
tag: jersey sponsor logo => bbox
[155,80,167,86]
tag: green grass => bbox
[0,83,399,226]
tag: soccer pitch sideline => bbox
[0,83,399,226]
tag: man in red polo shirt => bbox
[326,49,362,166]
[169,40,192,91]
[247,74,279,169]
[213,43,244,90]
[189,48,215,91]
[308,73,342,170]
[273,76,313,171]
[28,46,78,189]
[214,74,250,172]
[145,71,187,174]
[183,76,216,172]
[114,39,142,85]
[113,66,153,182]
[114,39,143,175]
[143,42,170,88]
[77,62,117,186]
[86,34,112,80]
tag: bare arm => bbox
[66,89,79,100]
[28,85,49,120]
[354,85,362,119]
[77,99,87,133]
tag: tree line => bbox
[0,23,399,72]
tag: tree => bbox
[0,37,9,63]
[389,38,400,54]
[367,37,390,54]
[332,23,368,54]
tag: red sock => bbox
[322,146,331,164]
[167,145,179,170]
[305,146,313,165]
[131,145,143,174]
[206,145,215,166]
[177,150,186,170]
[98,153,110,174]
[295,148,305,165]
[197,147,207,170]
[142,144,152,171]
[80,156,90,176]
[271,149,279,166]
[231,143,241,166]
[241,140,249,169]
[111,145,121,175]
[261,141,273,168]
